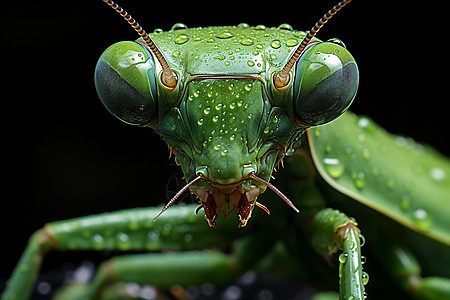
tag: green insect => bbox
[3,0,450,299]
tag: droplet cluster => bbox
[184,78,264,156]
[148,24,308,73]
[312,112,450,233]
[53,207,204,252]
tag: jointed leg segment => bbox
[311,208,366,300]
[2,205,243,300]
[370,226,450,300]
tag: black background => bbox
[1,0,449,289]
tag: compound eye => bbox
[293,41,359,126]
[95,41,157,125]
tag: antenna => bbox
[102,0,177,88]
[274,0,353,89]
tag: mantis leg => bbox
[311,208,366,300]
[282,152,366,299]
[370,226,450,300]
[57,220,277,300]
[1,205,246,300]
[55,251,240,300]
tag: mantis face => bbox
[95,0,358,227]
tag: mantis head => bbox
[95,0,358,227]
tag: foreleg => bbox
[2,205,240,300]
[370,227,450,300]
[312,208,366,300]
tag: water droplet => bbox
[244,84,252,91]
[430,167,446,181]
[323,157,345,179]
[238,23,249,28]
[362,272,370,285]
[161,223,172,236]
[171,23,188,30]
[170,124,177,131]
[357,117,370,129]
[412,208,433,230]
[230,135,235,141]
[255,25,266,30]
[184,234,193,242]
[116,232,131,250]
[270,40,281,49]
[172,50,180,58]
[400,195,411,211]
[386,178,395,189]
[221,150,228,156]
[222,285,242,300]
[217,31,234,39]
[197,118,204,125]
[362,148,371,160]
[395,136,407,147]
[175,34,189,44]
[359,234,366,247]
[240,38,254,46]
[212,115,219,122]
[352,171,366,189]
[91,234,105,250]
[247,60,255,66]
[37,281,52,295]
[361,255,366,264]
[278,23,293,31]
[147,231,159,243]
[339,252,348,263]
[203,107,211,115]
[213,144,221,151]
[286,38,298,46]
[270,54,277,60]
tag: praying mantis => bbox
[2,0,450,299]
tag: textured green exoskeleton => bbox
[95,24,358,227]
[3,0,450,299]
